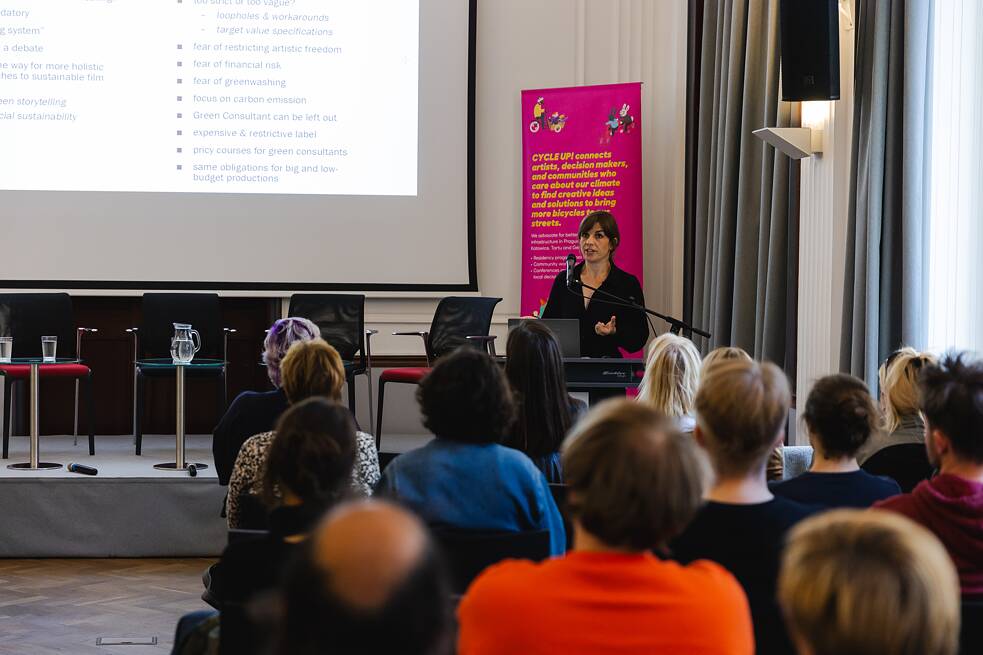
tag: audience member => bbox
[778,509,959,655]
[226,339,379,528]
[376,348,566,555]
[174,399,357,655]
[636,333,701,433]
[502,321,585,482]
[274,500,453,655]
[458,399,753,655]
[701,345,752,369]
[671,358,817,655]
[703,346,783,480]
[876,352,983,598]
[859,347,937,491]
[207,399,358,653]
[771,374,900,507]
[212,317,319,485]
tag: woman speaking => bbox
[542,210,648,358]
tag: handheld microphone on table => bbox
[67,462,98,476]
[565,253,576,289]
[188,464,198,477]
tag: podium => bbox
[497,356,644,391]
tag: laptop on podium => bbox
[507,318,580,357]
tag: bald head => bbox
[313,500,429,610]
[275,499,452,655]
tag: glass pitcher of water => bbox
[170,323,201,364]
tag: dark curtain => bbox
[840,0,932,385]
[684,0,799,372]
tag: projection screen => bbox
[0,0,476,291]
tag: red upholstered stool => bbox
[0,292,98,459]
[374,296,502,451]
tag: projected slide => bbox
[0,0,419,195]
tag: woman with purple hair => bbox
[212,317,319,487]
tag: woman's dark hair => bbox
[416,347,515,443]
[504,321,573,457]
[802,374,879,459]
[262,398,357,508]
[578,210,621,257]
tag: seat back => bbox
[0,293,77,358]
[140,293,222,359]
[287,293,364,362]
[548,483,573,551]
[962,599,983,655]
[427,296,501,360]
[861,443,934,493]
[431,527,551,594]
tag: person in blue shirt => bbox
[772,373,901,508]
[376,347,566,556]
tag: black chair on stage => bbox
[0,293,97,457]
[375,296,501,449]
[129,293,235,455]
[432,528,551,595]
[287,294,377,428]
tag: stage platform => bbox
[0,435,227,558]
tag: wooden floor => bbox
[0,559,215,654]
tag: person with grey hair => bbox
[212,316,320,486]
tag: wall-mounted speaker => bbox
[779,0,841,101]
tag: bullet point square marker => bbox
[177,147,183,153]
[177,44,183,49]
[176,130,182,136]
[177,113,182,118]
[177,96,183,101]
[176,165,182,170]
[177,61,182,67]
[177,79,183,84]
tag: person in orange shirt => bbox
[457,399,754,655]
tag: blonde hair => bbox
[280,338,346,405]
[695,358,790,476]
[636,334,702,418]
[879,347,936,432]
[702,346,751,371]
[779,509,959,655]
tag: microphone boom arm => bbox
[577,279,711,340]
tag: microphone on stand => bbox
[67,462,98,476]
[565,253,576,289]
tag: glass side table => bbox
[135,358,225,471]
[3,357,81,470]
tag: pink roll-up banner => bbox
[520,82,644,351]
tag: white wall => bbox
[793,3,855,444]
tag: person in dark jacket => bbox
[771,374,900,508]
[542,210,648,358]
[212,317,319,485]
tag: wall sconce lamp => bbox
[753,126,824,159]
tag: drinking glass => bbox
[0,337,11,363]
[41,336,57,363]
